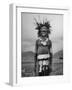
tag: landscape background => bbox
[21,13,63,77]
[21,50,63,77]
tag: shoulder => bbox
[35,39,39,46]
[36,38,41,44]
[47,39,52,47]
[48,39,52,44]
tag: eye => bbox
[42,31,47,32]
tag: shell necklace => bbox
[39,37,48,46]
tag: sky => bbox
[21,12,63,54]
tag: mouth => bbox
[42,33,46,36]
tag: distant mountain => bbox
[22,50,63,76]
[22,51,35,62]
[53,50,63,59]
[22,50,63,63]
[22,51,34,57]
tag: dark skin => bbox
[40,26,48,40]
[34,26,52,76]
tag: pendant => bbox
[41,41,46,46]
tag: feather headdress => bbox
[34,18,51,34]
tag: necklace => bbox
[39,38,48,46]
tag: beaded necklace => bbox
[39,37,48,46]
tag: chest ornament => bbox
[39,38,48,46]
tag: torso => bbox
[37,38,52,55]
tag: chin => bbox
[42,35,46,37]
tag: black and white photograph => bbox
[21,12,63,77]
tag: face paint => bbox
[40,26,48,37]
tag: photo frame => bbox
[9,4,70,86]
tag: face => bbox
[40,26,48,37]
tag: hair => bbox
[34,18,51,37]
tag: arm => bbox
[34,40,38,74]
[50,40,52,55]
[48,40,53,65]
[50,40,53,66]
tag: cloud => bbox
[21,13,63,53]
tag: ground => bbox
[21,50,63,77]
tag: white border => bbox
[9,4,17,86]
[9,4,70,86]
